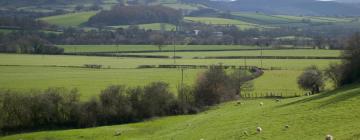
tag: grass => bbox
[124,49,341,58]
[0,66,201,100]
[245,70,335,97]
[184,17,264,30]
[109,23,176,31]
[273,15,352,23]
[39,11,98,27]
[58,45,258,53]
[232,12,298,24]
[0,54,338,70]
[2,84,359,139]
[0,53,339,100]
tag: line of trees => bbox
[297,33,360,93]
[0,66,258,135]
[0,35,63,54]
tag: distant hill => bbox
[201,0,360,16]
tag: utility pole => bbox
[260,46,263,68]
[173,30,176,64]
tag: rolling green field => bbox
[123,49,341,58]
[2,84,359,140]
[0,53,339,100]
[184,17,265,30]
[59,45,259,53]
[109,23,176,31]
[274,15,352,23]
[232,12,298,24]
[39,11,98,27]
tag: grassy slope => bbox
[1,84,359,140]
[109,23,176,31]
[184,17,264,30]
[39,11,98,27]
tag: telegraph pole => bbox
[173,30,176,64]
[260,46,263,68]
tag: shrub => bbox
[194,65,237,106]
[297,65,324,94]
[99,85,132,124]
[141,82,176,117]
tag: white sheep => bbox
[256,127,262,133]
[325,134,333,140]
[259,102,264,106]
[284,125,289,129]
[114,130,122,136]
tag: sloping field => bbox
[39,11,98,27]
[109,23,176,31]
[2,84,359,139]
[184,17,265,30]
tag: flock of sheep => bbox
[237,100,334,140]
[113,99,334,140]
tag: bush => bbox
[141,82,176,117]
[99,85,132,124]
[297,65,324,94]
[194,65,237,106]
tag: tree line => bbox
[0,34,63,54]
[0,66,258,135]
[297,33,360,94]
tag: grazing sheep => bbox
[256,127,262,133]
[114,130,122,136]
[325,134,333,140]
[259,102,264,106]
[284,125,289,129]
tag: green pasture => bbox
[0,53,339,100]
[124,49,341,58]
[110,23,176,31]
[39,11,98,27]
[0,66,200,100]
[59,45,258,53]
[273,15,352,23]
[232,12,298,24]
[2,84,359,140]
[0,54,338,70]
[184,17,264,29]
